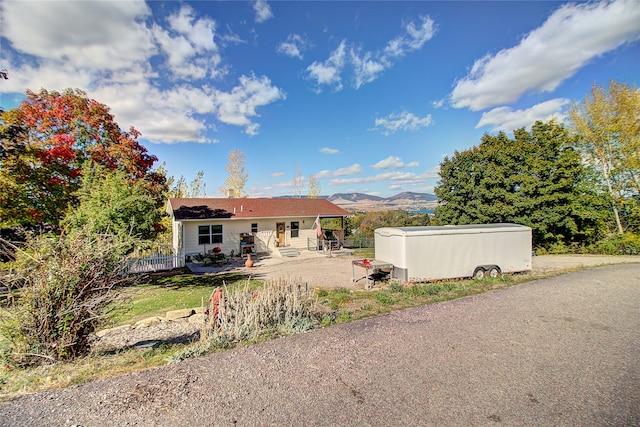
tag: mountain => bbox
[385,191,438,202]
[327,191,438,211]
[328,193,385,203]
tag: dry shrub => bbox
[205,278,319,346]
[0,228,137,365]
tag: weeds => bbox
[375,293,396,305]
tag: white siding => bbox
[175,216,322,255]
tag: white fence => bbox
[127,254,185,274]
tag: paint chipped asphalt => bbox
[1,263,638,426]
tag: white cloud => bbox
[214,74,286,136]
[371,111,434,136]
[451,0,640,111]
[476,98,570,132]
[152,5,221,80]
[308,15,436,91]
[330,171,417,186]
[306,40,347,92]
[253,0,273,23]
[1,1,155,73]
[270,172,286,177]
[276,34,308,59]
[0,1,286,144]
[383,15,436,59]
[320,147,340,154]
[334,164,363,176]
[351,48,385,89]
[92,81,216,144]
[371,156,419,170]
[315,170,333,179]
[328,167,439,188]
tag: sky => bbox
[1,1,639,198]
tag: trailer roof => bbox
[375,223,531,237]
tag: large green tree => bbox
[569,80,640,233]
[351,210,431,238]
[435,120,606,248]
[0,88,158,227]
[63,164,165,240]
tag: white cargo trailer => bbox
[374,224,532,282]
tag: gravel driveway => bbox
[244,252,639,290]
[1,262,638,426]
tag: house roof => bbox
[167,198,350,221]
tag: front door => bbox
[276,222,285,246]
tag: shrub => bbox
[589,232,640,255]
[202,278,319,348]
[0,228,137,365]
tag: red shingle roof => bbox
[167,198,350,220]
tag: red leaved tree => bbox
[0,88,158,226]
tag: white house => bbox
[166,197,350,259]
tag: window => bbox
[198,225,223,245]
[251,223,258,233]
[211,225,223,243]
[291,221,299,238]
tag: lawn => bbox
[109,270,262,326]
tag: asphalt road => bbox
[1,264,638,426]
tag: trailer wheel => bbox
[473,267,486,280]
[488,266,501,278]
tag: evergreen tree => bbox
[435,120,606,248]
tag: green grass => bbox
[352,248,374,258]
[109,272,262,326]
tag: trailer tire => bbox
[473,267,486,280]
[488,266,501,278]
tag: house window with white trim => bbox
[198,225,223,245]
[291,221,299,238]
[251,223,258,233]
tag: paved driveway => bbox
[1,264,638,426]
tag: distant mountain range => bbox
[326,191,437,211]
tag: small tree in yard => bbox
[0,227,138,365]
[220,149,248,197]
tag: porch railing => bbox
[126,254,185,274]
[307,237,374,252]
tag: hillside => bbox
[327,191,437,212]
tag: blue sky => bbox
[1,1,639,197]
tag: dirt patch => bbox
[247,253,359,290]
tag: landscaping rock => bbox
[188,313,207,325]
[95,324,131,338]
[166,308,196,321]
[134,316,163,328]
